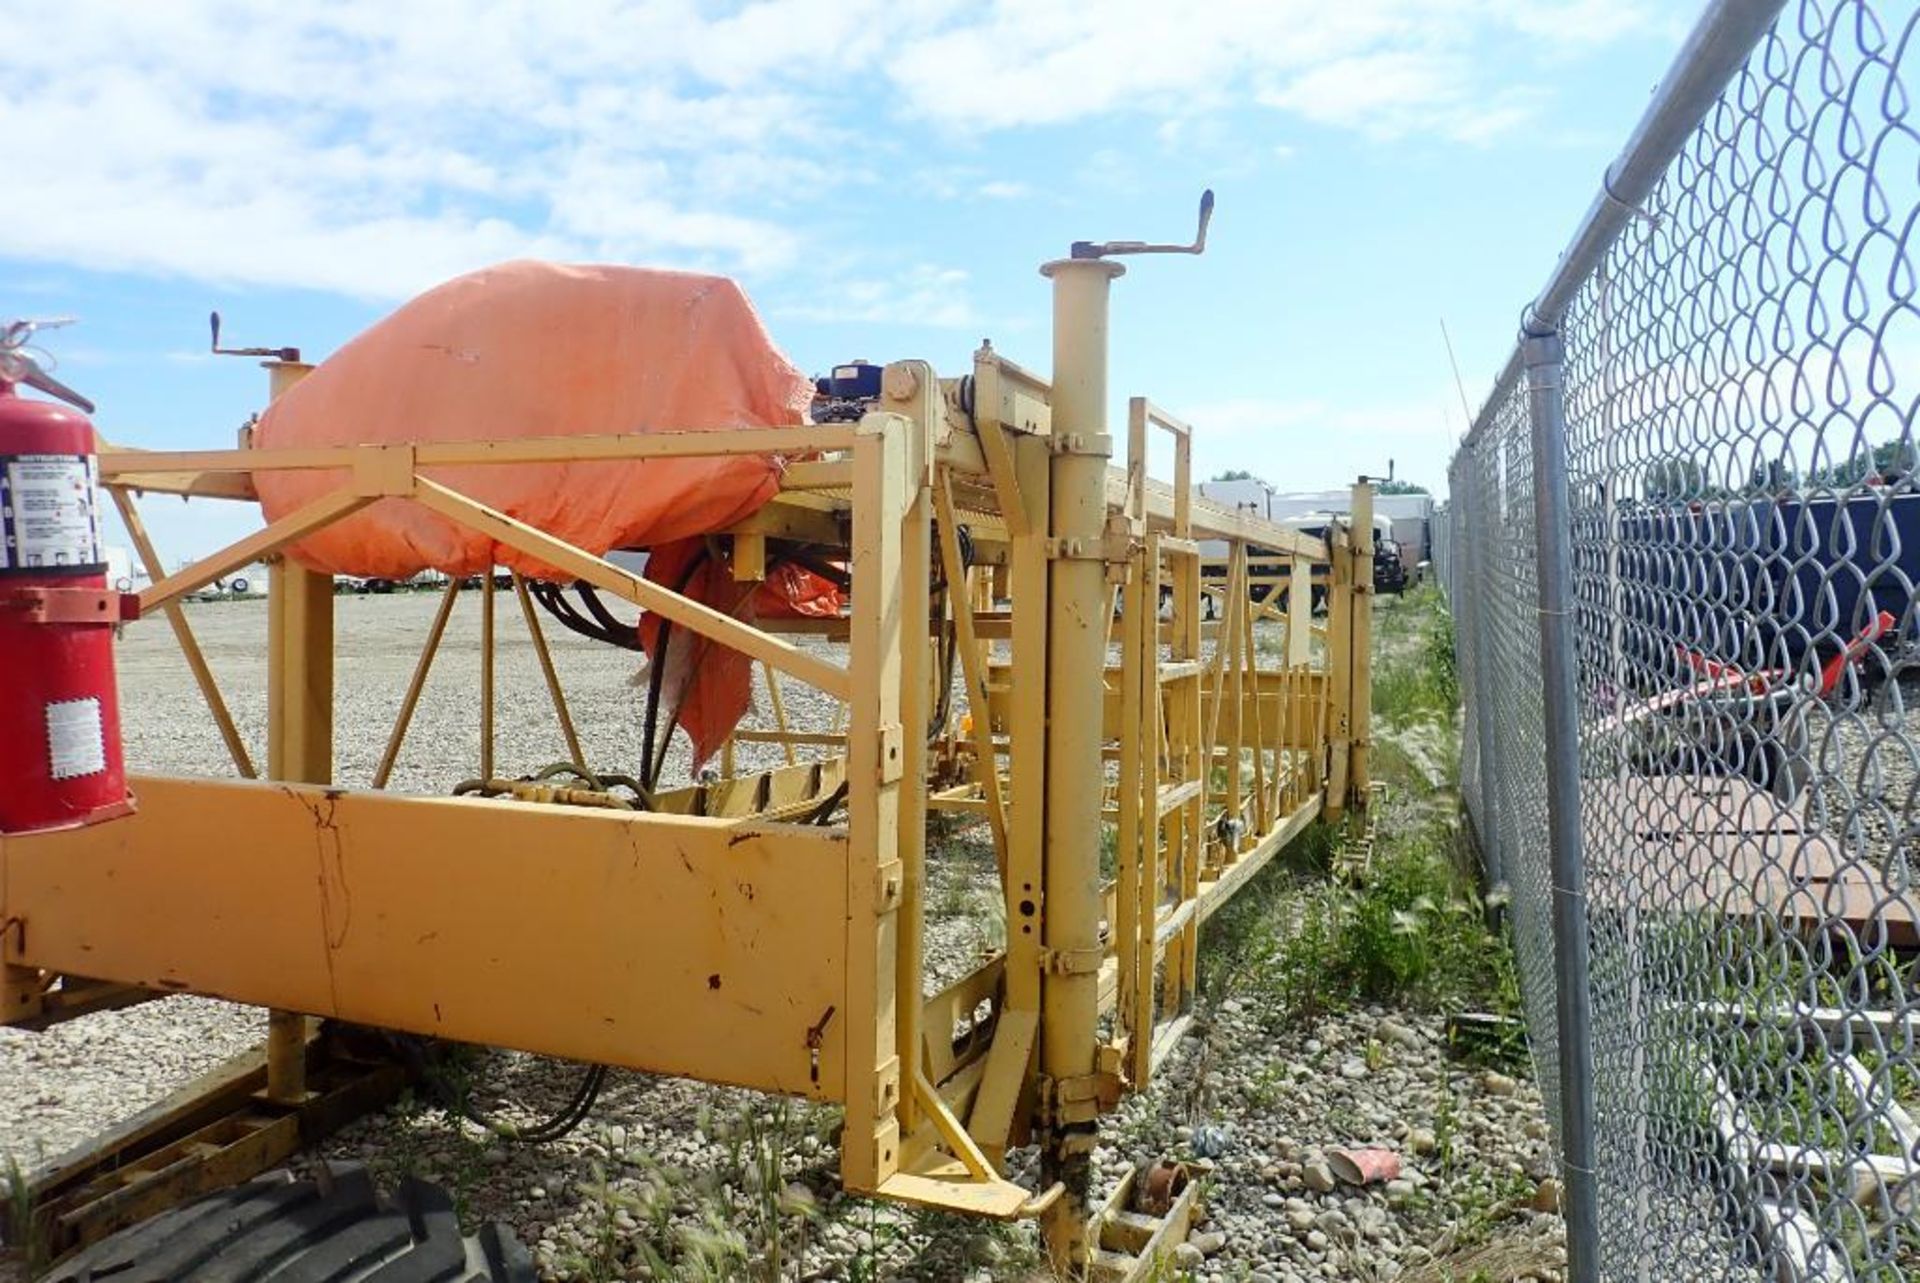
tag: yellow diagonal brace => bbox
[412,478,852,701]
[140,487,375,615]
[934,473,1009,873]
[111,489,257,778]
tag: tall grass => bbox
[1372,586,1460,726]
[1199,587,1518,1032]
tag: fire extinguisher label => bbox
[1,454,103,573]
[46,697,108,781]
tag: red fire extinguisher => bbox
[0,319,135,834]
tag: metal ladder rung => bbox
[1154,898,1197,948]
[1100,1209,1162,1255]
[1156,779,1201,816]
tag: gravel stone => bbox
[0,597,1566,1280]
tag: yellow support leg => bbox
[263,361,325,1105]
[1037,255,1124,1272]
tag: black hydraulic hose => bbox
[786,549,853,594]
[641,549,712,788]
[392,1029,609,1146]
[440,1062,608,1144]
[928,581,955,742]
[529,579,639,650]
[925,521,970,742]
[806,780,850,825]
[575,583,641,648]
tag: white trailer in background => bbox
[102,546,151,594]
[1196,481,1434,578]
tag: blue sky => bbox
[0,1,1696,560]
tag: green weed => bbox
[2,1153,44,1279]
[1195,813,1517,1073]
[1371,588,1460,726]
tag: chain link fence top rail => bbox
[1448,1,1920,1279]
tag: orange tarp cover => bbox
[252,260,813,578]
[639,542,842,770]
[253,261,843,774]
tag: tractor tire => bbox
[45,1164,534,1283]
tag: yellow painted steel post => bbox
[761,664,799,767]
[950,432,1047,1169]
[1116,546,1145,1079]
[1349,482,1376,809]
[1224,543,1246,861]
[263,360,324,1103]
[1243,563,1269,836]
[373,579,462,789]
[1009,433,1053,1003]
[1131,536,1165,1089]
[1324,519,1353,821]
[843,404,918,1193]
[1037,255,1123,1269]
[480,569,496,781]
[881,362,936,1142]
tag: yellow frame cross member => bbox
[4,327,1373,1277]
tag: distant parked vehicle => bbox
[185,564,267,602]
[103,546,152,595]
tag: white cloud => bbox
[883,1,1647,134]
[0,1,1652,301]
[774,264,983,329]
[0,2,834,300]
[913,167,1038,204]
[1258,50,1541,142]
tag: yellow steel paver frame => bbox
[7,778,852,1095]
[3,285,1376,1273]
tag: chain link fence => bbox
[1443,2,1920,1278]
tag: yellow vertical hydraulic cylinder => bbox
[263,360,325,1103]
[1037,256,1123,1268]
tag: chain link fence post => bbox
[1443,6,1920,1277]
[1523,329,1601,1282]
[1462,443,1505,889]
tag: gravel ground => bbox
[1101,999,1566,1282]
[2,590,1563,1281]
